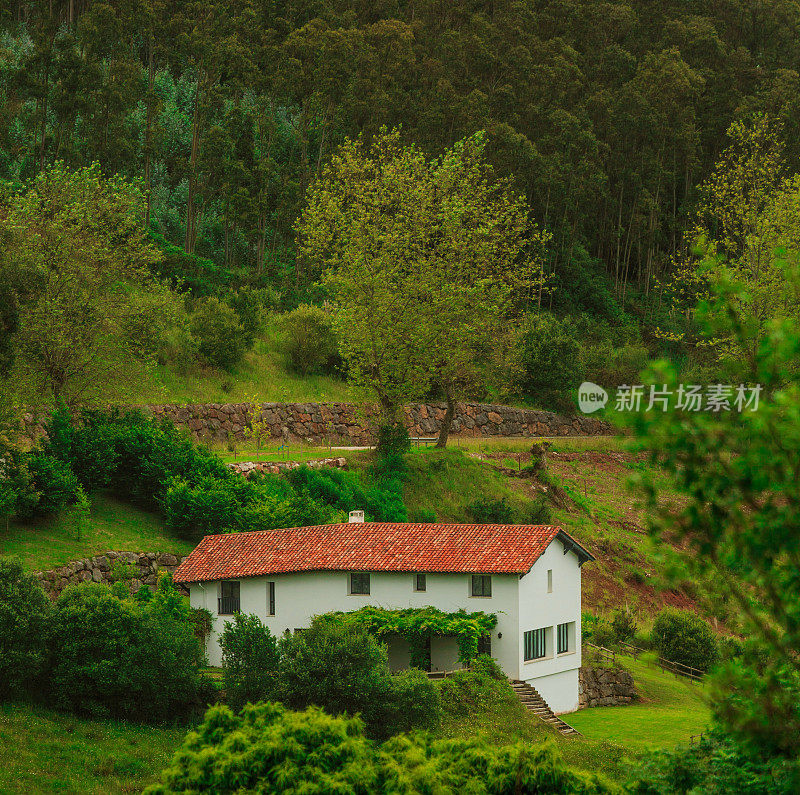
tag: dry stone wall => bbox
[35,551,187,600]
[228,457,348,477]
[578,665,637,708]
[21,401,610,445]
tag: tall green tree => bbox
[299,128,547,442]
[0,162,176,406]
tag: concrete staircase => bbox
[511,680,581,737]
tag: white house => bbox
[174,518,594,714]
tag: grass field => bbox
[437,652,710,783]
[129,323,353,406]
[568,654,711,749]
[0,704,185,795]
[0,493,193,572]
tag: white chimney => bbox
[348,510,365,524]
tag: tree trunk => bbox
[185,63,204,253]
[144,40,155,228]
[435,385,455,448]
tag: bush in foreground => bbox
[278,621,392,737]
[629,730,800,794]
[145,701,617,794]
[221,613,280,712]
[46,581,208,722]
[0,558,50,700]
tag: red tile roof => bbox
[173,523,593,584]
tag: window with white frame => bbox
[524,627,547,661]
[349,572,370,595]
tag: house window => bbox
[547,569,553,593]
[218,581,240,615]
[414,573,427,592]
[524,628,547,661]
[477,634,492,656]
[268,581,275,616]
[349,572,370,595]
[557,622,572,654]
[471,575,492,597]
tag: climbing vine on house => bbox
[317,606,498,667]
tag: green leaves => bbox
[318,606,498,666]
[298,128,547,435]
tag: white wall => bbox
[530,669,579,715]
[516,538,583,713]
[190,570,520,673]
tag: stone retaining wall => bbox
[35,551,187,599]
[22,401,611,445]
[578,665,637,708]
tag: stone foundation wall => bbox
[578,665,637,708]
[34,551,187,599]
[22,401,611,445]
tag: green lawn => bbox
[0,703,185,794]
[438,654,711,783]
[127,324,352,405]
[402,447,542,523]
[0,493,192,572]
[568,654,711,750]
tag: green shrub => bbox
[467,496,515,524]
[611,610,637,642]
[470,653,507,680]
[227,288,265,348]
[526,497,552,524]
[145,702,380,794]
[163,475,342,540]
[376,422,411,457]
[519,313,585,398]
[162,475,251,540]
[147,702,618,794]
[221,613,280,712]
[437,658,514,718]
[718,635,745,661]
[380,668,441,736]
[190,297,247,369]
[278,621,392,738]
[46,409,233,507]
[629,730,800,794]
[46,582,208,722]
[286,466,406,522]
[8,402,81,520]
[409,507,437,522]
[24,452,81,517]
[279,304,341,376]
[651,608,719,672]
[0,558,51,700]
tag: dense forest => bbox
[3,1,800,303]
[1,0,800,412]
